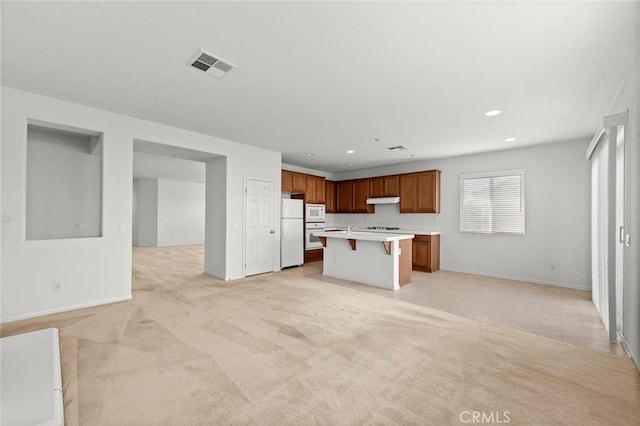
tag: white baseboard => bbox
[620,337,640,369]
[439,267,590,291]
[0,295,133,324]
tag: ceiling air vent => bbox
[387,145,408,152]
[189,49,237,79]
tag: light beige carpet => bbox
[2,246,639,425]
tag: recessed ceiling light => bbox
[346,150,355,154]
[306,153,315,157]
[505,138,516,142]
[407,154,416,158]
[485,110,502,117]
[370,138,380,143]
[348,163,353,167]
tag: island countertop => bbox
[324,227,439,236]
[312,230,414,242]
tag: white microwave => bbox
[305,203,326,222]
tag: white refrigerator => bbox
[281,199,304,268]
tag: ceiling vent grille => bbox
[387,145,408,152]
[189,49,236,79]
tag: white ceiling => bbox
[2,1,638,173]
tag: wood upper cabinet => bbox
[305,175,317,203]
[304,175,326,204]
[416,170,440,213]
[315,177,326,204]
[282,169,438,213]
[369,177,384,198]
[352,179,374,213]
[412,234,440,272]
[325,180,336,213]
[335,179,374,213]
[383,175,399,196]
[281,171,326,203]
[370,175,400,197]
[400,170,441,213]
[281,170,293,192]
[336,181,354,212]
[292,172,307,193]
[399,173,418,213]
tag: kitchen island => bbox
[312,230,414,290]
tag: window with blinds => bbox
[459,169,525,235]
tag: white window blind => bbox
[459,169,525,235]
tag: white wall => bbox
[1,87,281,322]
[331,139,591,290]
[610,57,639,365]
[133,151,206,182]
[132,178,205,247]
[329,204,439,233]
[132,179,138,245]
[282,163,334,179]
[205,157,227,279]
[26,127,102,240]
[133,178,158,247]
[157,179,205,246]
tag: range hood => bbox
[366,196,400,205]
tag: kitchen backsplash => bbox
[326,204,440,232]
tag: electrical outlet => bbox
[53,282,61,292]
[550,264,556,271]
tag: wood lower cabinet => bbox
[325,180,336,213]
[412,234,440,272]
[305,249,323,263]
[336,181,354,212]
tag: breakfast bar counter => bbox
[312,230,414,290]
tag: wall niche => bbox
[26,122,103,240]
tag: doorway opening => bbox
[132,139,223,286]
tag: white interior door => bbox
[244,178,275,276]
